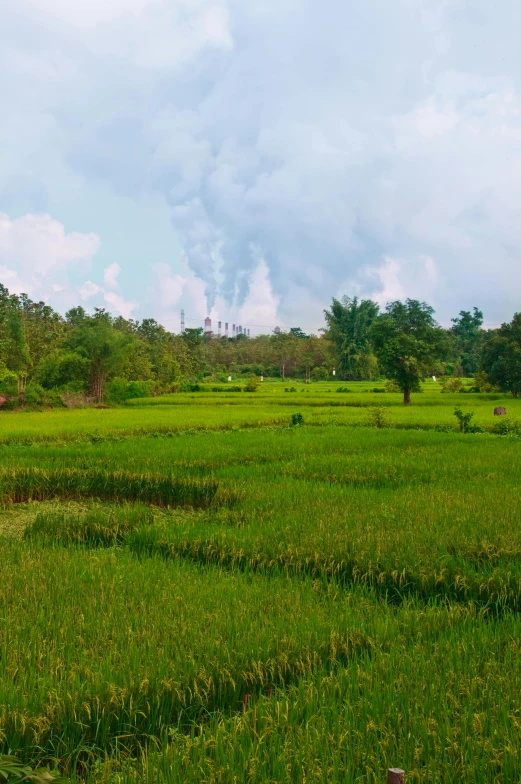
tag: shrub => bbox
[383,379,401,393]
[108,378,156,403]
[291,413,304,426]
[454,407,474,433]
[0,370,18,396]
[366,406,391,429]
[489,417,521,436]
[22,384,64,409]
[441,377,465,393]
[473,371,500,393]
[245,375,260,392]
[310,366,329,381]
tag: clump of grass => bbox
[0,468,221,509]
[366,406,391,429]
[24,504,154,546]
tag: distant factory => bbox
[204,317,251,338]
[181,312,281,337]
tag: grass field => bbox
[1,381,520,782]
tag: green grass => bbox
[0,381,520,782]
[0,380,518,444]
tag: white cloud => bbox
[0,213,100,300]
[103,290,137,319]
[103,262,121,289]
[370,258,406,307]
[80,278,137,319]
[3,0,521,328]
[80,281,103,299]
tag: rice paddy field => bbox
[1,380,520,783]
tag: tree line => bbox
[0,282,520,406]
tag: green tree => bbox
[65,311,137,400]
[289,327,309,339]
[0,288,32,396]
[372,299,449,404]
[481,313,521,397]
[179,328,206,377]
[324,296,379,380]
[34,349,90,389]
[450,307,485,376]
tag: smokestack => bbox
[218,320,222,337]
[247,329,250,337]
[225,322,229,337]
[233,324,236,334]
[274,326,281,334]
[204,317,212,329]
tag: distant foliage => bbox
[482,313,521,397]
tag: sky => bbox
[1,0,520,334]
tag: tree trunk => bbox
[403,386,411,405]
[91,373,104,402]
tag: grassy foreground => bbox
[0,382,520,782]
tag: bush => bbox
[366,406,391,429]
[310,366,329,381]
[245,375,260,392]
[383,379,401,393]
[291,413,304,426]
[489,417,521,436]
[178,381,202,392]
[453,408,477,433]
[0,370,18,397]
[23,384,65,409]
[473,371,500,393]
[108,378,156,403]
[440,377,469,393]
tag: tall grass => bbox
[0,468,221,508]
[0,387,520,781]
[93,611,521,783]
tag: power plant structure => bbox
[202,317,251,338]
[181,312,277,338]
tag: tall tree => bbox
[450,307,485,376]
[324,296,379,379]
[0,287,32,395]
[372,299,449,404]
[65,310,137,400]
[481,313,521,397]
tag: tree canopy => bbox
[371,299,449,404]
[481,313,521,397]
[323,297,379,380]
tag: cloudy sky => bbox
[1,0,520,333]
